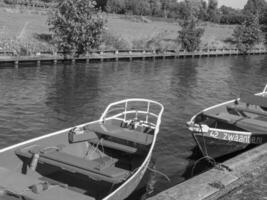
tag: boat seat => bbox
[15,145,130,184]
[0,166,40,194]
[205,112,267,132]
[68,128,98,143]
[0,167,94,200]
[227,105,267,117]
[205,112,242,124]
[240,93,267,108]
[89,138,138,154]
[84,123,153,145]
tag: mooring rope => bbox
[191,155,216,177]
[191,123,232,177]
[147,166,171,182]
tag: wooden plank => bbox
[205,112,267,132]
[85,123,153,145]
[240,93,267,108]
[0,166,40,193]
[89,139,138,154]
[16,148,129,183]
[227,105,267,117]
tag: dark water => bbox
[0,55,267,195]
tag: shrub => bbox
[106,0,126,14]
[232,14,261,52]
[178,17,204,52]
[220,14,247,25]
[101,32,130,50]
[0,27,55,55]
[48,0,105,56]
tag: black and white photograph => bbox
[0,0,266,199]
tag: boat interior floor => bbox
[15,143,131,184]
[0,166,95,200]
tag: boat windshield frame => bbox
[99,98,164,132]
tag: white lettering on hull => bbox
[195,129,263,144]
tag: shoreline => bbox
[0,48,266,67]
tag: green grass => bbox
[0,7,240,51]
[0,8,48,39]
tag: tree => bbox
[125,0,151,16]
[207,0,220,23]
[198,0,208,21]
[262,7,267,43]
[178,17,204,52]
[95,0,108,11]
[176,0,195,20]
[148,0,162,16]
[219,6,247,24]
[243,0,267,15]
[160,0,172,18]
[106,0,126,14]
[232,14,261,52]
[48,0,105,56]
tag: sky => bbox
[176,0,249,9]
[217,0,248,9]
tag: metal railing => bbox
[99,98,164,131]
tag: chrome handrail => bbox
[99,98,164,131]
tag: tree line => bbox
[99,0,267,25]
[46,0,267,55]
[178,0,267,53]
[3,0,267,25]
[2,0,266,55]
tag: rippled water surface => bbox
[0,55,267,195]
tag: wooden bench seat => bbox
[240,93,267,107]
[85,123,153,145]
[0,166,94,200]
[204,112,242,124]
[227,105,267,117]
[89,138,138,154]
[205,112,267,132]
[16,146,129,184]
[0,166,40,194]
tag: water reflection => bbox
[0,55,266,196]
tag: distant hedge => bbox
[220,14,247,25]
[3,0,55,8]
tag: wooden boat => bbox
[187,84,267,159]
[0,98,164,200]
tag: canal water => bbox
[0,55,267,197]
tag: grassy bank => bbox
[0,7,263,54]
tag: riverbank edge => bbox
[0,48,266,67]
[147,143,267,200]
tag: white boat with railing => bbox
[0,98,164,200]
[187,84,267,159]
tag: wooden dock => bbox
[147,143,267,200]
[0,48,266,67]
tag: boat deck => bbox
[0,166,94,200]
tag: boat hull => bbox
[187,85,267,159]
[105,156,151,200]
[0,122,152,200]
[192,132,253,159]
